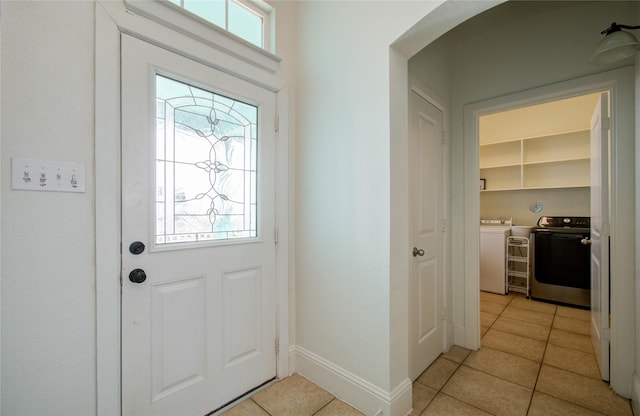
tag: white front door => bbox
[590,92,610,381]
[121,34,277,415]
[409,89,445,380]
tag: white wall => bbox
[293,2,445,413]
[1,2,96,415]
[408,35,451,105]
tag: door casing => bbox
[408,84,449,379]
[463,67,635,397]
[95,3,290,415]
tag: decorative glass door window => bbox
[155,74,258,244]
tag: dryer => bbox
[531,216,590,308]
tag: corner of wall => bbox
[453,325,466,347]
[632,372,640,415]
[292,346,412,416]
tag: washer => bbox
[480,219,512,295]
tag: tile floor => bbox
[221,293,633,416]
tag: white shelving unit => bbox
[506,236,529,297]
[480,129,590,192]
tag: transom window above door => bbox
[166,0,272,50]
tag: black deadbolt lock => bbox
[129,241,146,255]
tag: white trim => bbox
[275,86,291,378]
[125,0,280,71]
[100,1,282,92]
[294,346,412,416]
[632,372,640,416]
[453,325,466,346]
[288,344,296,375]
[95,2,290,415]
[463,66,635,397]
[95,4,122,414]
[462,102,482,351]
[234,0,275,52]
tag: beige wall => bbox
[480,188,590,226]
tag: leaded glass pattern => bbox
[155,74,258,245]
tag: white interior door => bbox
[121,34,277,415]
[409,90,445,380]
[590,92,610,381]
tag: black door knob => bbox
[129,241,146,255]
[129,269,147,284]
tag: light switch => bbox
[11,157,85,193]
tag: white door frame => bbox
[463,67,635,397]
[94,3,290,414]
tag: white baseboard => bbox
[453,325,466,346]
[632,372,640,416]
[292,346,412,416]
[288,345,296,376]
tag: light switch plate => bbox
[11,157,86,193]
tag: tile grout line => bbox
[528,307,618,416]
[418,356,491,416]
[524,301,556,415]
[421,295,514,416]
[311,398,336,416]
[426,295,628,416]
[485,295,554,416]
[249,397,273,416]
[479,294,512,337]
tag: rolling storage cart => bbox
[506,236,530,297]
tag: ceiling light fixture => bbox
[591,22,640,64]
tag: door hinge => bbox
[441,306,446,321]
[441,218,446,233]
[603,116,611,131]
[441,131,445,145]
[275,337,280,355]
[275,116,279,132]
[603,327,610,342]
[274,227,279,244]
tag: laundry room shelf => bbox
[480,129,590,191]
[506,236,530,297]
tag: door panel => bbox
[222,266,263,368]
[418,259,438,342]
[590,93,610,381]
[409,90,445,380]
[121,34,276,415]
[151,276,206,401]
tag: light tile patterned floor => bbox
[221,293,633,416]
